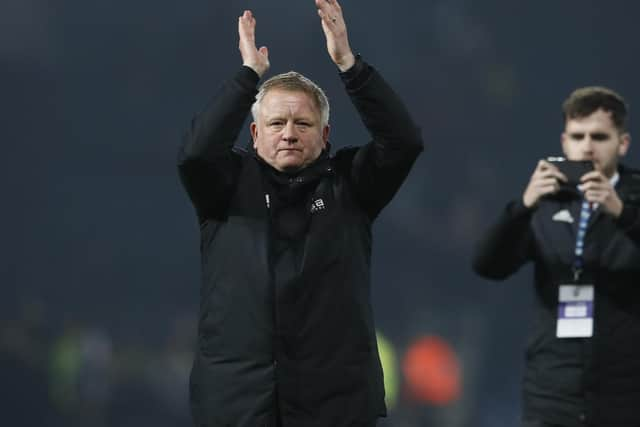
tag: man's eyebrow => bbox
[590,132,610,138]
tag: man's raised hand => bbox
[315,0,355,72]
[238,10,269,78]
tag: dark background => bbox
[3,0,639,425]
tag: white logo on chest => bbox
[310,198,326,213]
[552,209,574,224]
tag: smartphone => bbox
[547,157,593,185]
[546,157,594,196]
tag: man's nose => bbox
[282,122,298,143]
[582,138,594,155]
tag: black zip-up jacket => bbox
[178,57,423,427]
[472,165,640,427]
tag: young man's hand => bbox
[579,170,623,217]
[522,160,568,208]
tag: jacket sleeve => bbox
[615,204,640,246]
[339,56,424,219]
[472,199,536,280]
[177,66,260,222]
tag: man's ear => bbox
[322,125,330,149]
[250,122,258,149]
[618,133,631,157]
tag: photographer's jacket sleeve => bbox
[472,199,536,280]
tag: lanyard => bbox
[572,198,593,282]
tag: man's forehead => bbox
[262,89,317,108]
[565,109,616,131]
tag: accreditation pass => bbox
[556,284,594,338]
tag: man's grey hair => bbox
[251,71,330,127]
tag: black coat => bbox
[178,58,423,427]
[473,165,640,427]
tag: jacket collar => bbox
[250,143,334,188]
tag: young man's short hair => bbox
[562,86,629,132]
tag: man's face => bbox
[561,108,630,178]
[251,89,329,172]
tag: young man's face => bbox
[561,108,630,178]
[251,89,329,172]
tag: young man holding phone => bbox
[473,87,640,427]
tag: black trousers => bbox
[272,419,377,427]
[522,420,568,427]
[272,417,377,427]
[272,391,378,427]
[272,405,377,427]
